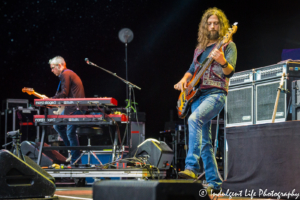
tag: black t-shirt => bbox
[53,69,86,114]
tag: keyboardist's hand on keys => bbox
[42,95,49,99]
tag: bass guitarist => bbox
[174,7,237,192]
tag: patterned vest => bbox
[193,42,232,93]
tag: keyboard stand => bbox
[36,120,121,166]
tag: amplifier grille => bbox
[226,87,253,126]
[256,81,286,122]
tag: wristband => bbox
[221,61,228,68]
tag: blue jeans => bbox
[53,110,86,163]
[185,92,225,189]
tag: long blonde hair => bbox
[196,7,230,50]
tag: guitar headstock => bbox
[222,22,238,44]
[279,72,286,87]
[22,87,35,95]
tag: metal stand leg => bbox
[37,126,45,166]
[112,125,118,162]
[13,108,16,131]
[73,150,103,166]
[174,130,178,179]
[73,137,103,166]
[88,138,91,164]
[214,114,220,157]
[184,118,188,156]
[15,139,24,161]
[91,152,103,165]
[4,109,7,149]
[73,152,85,164]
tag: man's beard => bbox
[207,30,219,40]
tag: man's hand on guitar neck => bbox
[41,95,49,99]
[174,73,192,92]
[210,48,234,75]
[210,48,226,65]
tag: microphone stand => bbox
[85,59,141,156]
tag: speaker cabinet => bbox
[0,150,56,199]
[21,141,67,166]
[137,140,174,170]
[226,77,299,126]
[93,180,210,200]
[225,62,300,127]
[292,80,300,120]
[226,84,253,127]
[255,79,287,124]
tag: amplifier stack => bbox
[226,60,300,127]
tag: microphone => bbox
[85,58,90,64]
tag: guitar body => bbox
[53,106,64,115]
[177,67,202,119]
[177,88,200,119]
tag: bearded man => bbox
[174,7,237,192]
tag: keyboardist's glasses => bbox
[50,64,59,69]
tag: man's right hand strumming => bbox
[174,80,187,92]
[174,73,192,92]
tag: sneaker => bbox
[203,183,222,195]
[66,155,72,162]
[178,169,197,179]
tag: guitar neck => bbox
[33,92,46,99]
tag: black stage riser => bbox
[0,150,56,199]
[93,180,210,200]
[223,121,300,199]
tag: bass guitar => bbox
[22,87,64,115]
[177,22,238,119]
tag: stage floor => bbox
[55,187,92,200]
[53,186,281,200]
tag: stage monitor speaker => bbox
[21,141,67,166]
[93,180,209,200]
[0,149,56,199]
[136,140,174,170]
[226,85,253,127]
[255,79,287,124]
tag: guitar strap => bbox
[55,69,72,95]
[55,81,61,96]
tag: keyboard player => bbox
[45,56,87,164]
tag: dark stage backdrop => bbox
[1,0,300,141]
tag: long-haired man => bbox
[174,7,237,192]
